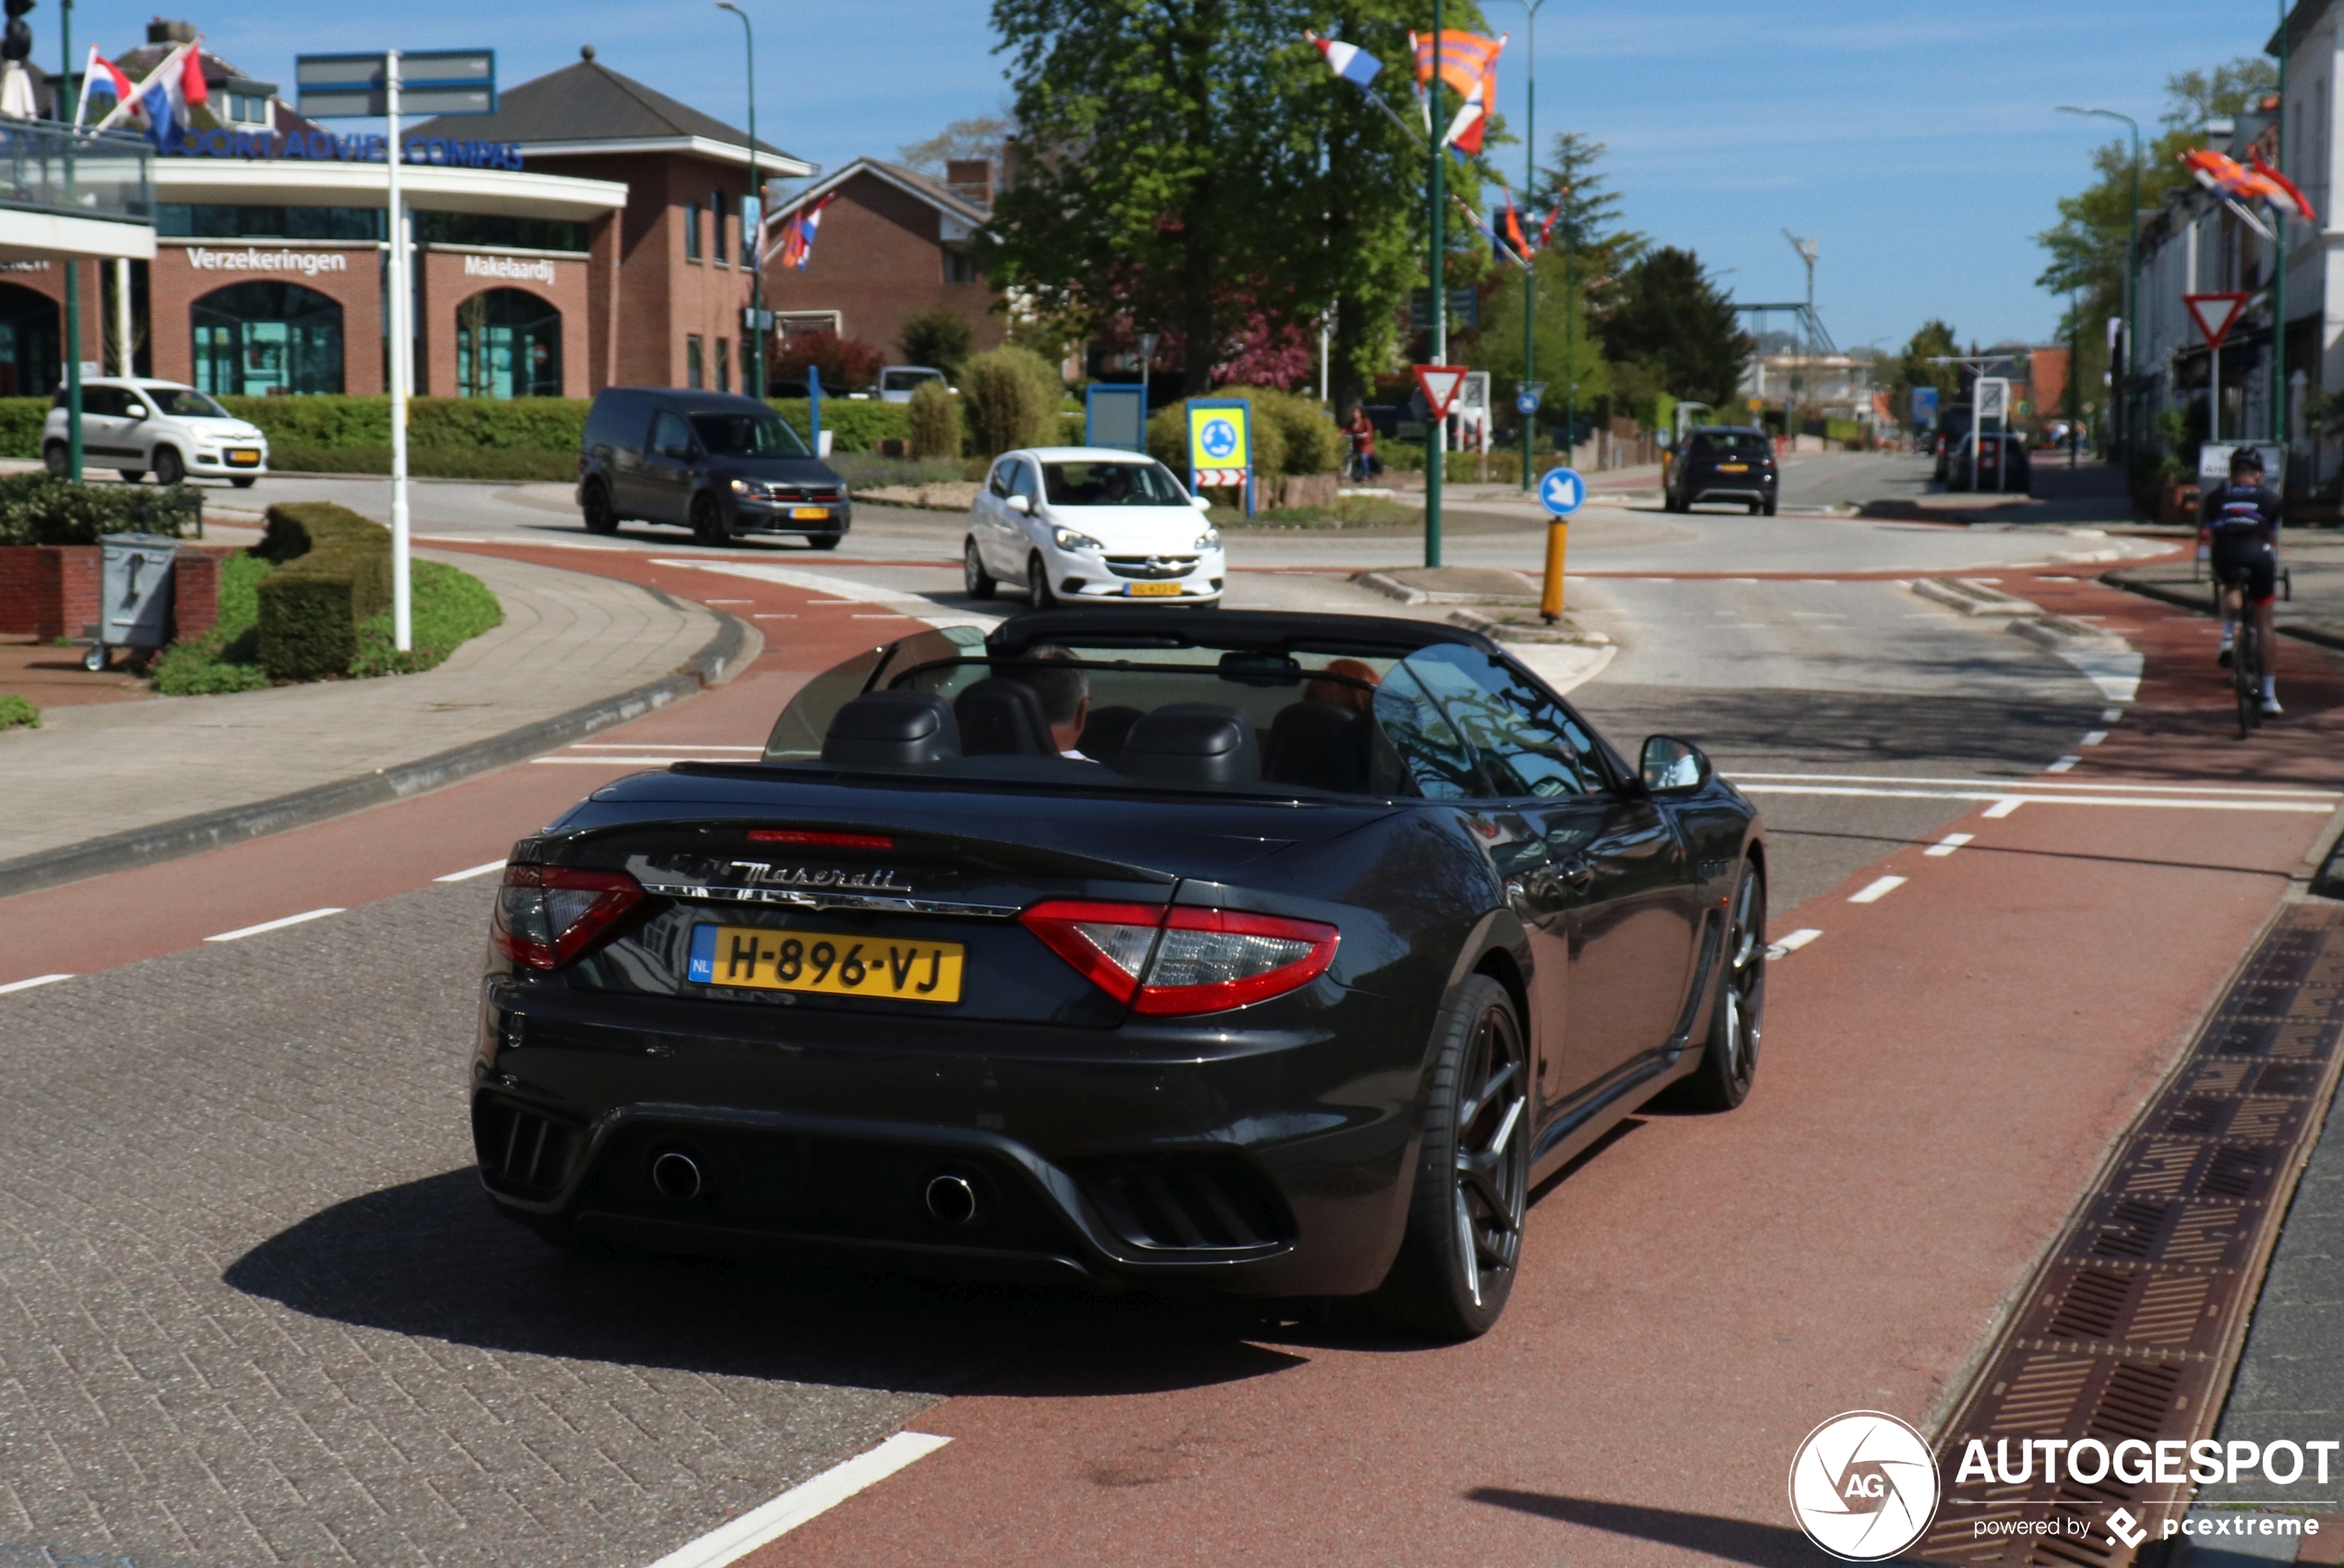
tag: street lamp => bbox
[2058,105,2140,465]
[1781,230,1817,446]
[1492,0,1549,492]
[716,2,763,399]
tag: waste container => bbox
[83,533,179,671]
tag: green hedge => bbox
[0,397,44,458]
[255,502,392,681]
[220,396,592,452]
[267,444,576,482]
[768,399,911,454]
[0,473,203,545]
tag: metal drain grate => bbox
[1919,904,2344,1565]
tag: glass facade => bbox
[159,204,386,241]
[0,281,59,397]
[455,288,563,399]
[192,281,344,396]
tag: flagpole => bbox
[61,0,81,487]
[387,49,411,652]
[1426,0,1445,570]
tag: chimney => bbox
[945,159,993,209]
[148,18,197,44]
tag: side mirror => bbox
[1006,494,1032,515]
[1190,494,1213,511]
[126,404,149,420]
[1639,735,1710,794]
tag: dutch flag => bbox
[1308,31,1381,89]
[138,42,209,145]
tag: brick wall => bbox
[172,549,221,644]
[150,241,389,395]
[417,246,593,400]
[760,170,1005,369]
[0,546,101,640]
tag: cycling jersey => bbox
[2202,481,2281,540]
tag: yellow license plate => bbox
[226,449,262,467]
[1716,462,1748,473]
[789,506,830,520]
[1127,581,1182,597]
[688,923,963,1002]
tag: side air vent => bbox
[472,1097,580,1195]
[1077,1156,1293,1253]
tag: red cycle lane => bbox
[0,544,903,987]
[750,571,2344,1566]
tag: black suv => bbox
[1665,425,1778,515]
[577,387,852,547]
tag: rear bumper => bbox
[1680,471,1776,504]
[471,978,1426,1297]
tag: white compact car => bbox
[963,447,1224,607]
[43,378,270,487]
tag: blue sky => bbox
[97,0,2277,354]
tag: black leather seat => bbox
[1076,704,1143,764]
[1264,700,1372,792]
[821,690,959,767]
[1118,703,1261,785]
[955,677,1055,755]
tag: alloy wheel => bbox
[1717,868,1764,1091]
[1451,999,1528,1309]
[1027,555,1055,609]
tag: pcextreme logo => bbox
[1788,1412,1942,1562]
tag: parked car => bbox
[469,608,1767,1337]
[43,378,269,487]
[1665,425,1778,515]
[963,447,1226,607]
[1931,404,1975,484]
[876,365,951,403]
[576,387,850,547]
[1947,431,2031,494]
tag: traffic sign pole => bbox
[1426,0,1445,570]
[387,50,410,652]
[1536,465,1585,620]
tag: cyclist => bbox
[2202,446,2283,717]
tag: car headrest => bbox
[1264,700,1371,793]
[820,690,959,767]
[1076,704,1143,765]
[955,677,1054,756]
[1118,702,1260,785]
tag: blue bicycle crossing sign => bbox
[1537,466,1585,517]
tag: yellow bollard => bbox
[1539,519,1568,622]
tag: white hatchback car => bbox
[43,377,270,487]
[964,447,1225,607]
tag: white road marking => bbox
[435,860,508,883]
[0,973,73,995]
[1983,799,2024,819]
[2101,707,2124,724]
[1925,833,1974,857]
[1728,772,2338,800]
[702,599,754,604]
[568,743,762,752]
[1848,876,1907,904]
[1741,784,2327,814]
[2080,730,2108,747]
[1765,928,1823,958]
[753,614,797,619]
[205,908,344,943]
[652,559,1003,635]
[2047,756,2081,773]
[645,1430,952,1568]
[532,756,727,766]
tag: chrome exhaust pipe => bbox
[924,1173,979,1227]
[651,1150,703,1203]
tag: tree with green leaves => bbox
[2036,56,2276,362]
[1601,246,1748,410]
[1470,246,1609,412]
[1526,132,1642,324]
[1892,319,1961,413]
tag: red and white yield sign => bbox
[2184,292,2252,351]
[1413,364,1469,419]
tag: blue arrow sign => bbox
[1515,390,1542,415]
[1538,466,1585,517]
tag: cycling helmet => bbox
[2230,446,2266,475]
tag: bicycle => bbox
[2215,561,2265,739]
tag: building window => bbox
[740,197,757,268]
[686,334,704,389]
[0,281,59,397]
[455,288,562,399]
[942,248,980,284]
[711,191,729,268]
[716,337,731,392]
[192,281,343,396]
[158,204,385,241]
[685,202,702,263]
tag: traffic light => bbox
[2,0,32,65]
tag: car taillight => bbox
[493,865,645,969]
[1018,900,1339,1016]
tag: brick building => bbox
[761,158,1005,366]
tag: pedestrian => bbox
[1342,405,1380,483]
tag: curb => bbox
[0,605,755,903]
[2100,569,2344,653]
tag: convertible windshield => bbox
[147,388,230,418]
[691,412,811,458]
[1040,461,1191,507]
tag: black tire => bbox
[807,533,842,551]
[42,441,67,477]
[152,447,185,486]
[963,538,997,599]
[1026,553,1056,610]
[1660,862,1765,1111]
[116,469,146,485]
[1370,973,1530,1340]
[580,481,619,534]
[1762,497,1778,517]
[229,476,257,489]
[690,493,732,547]
[1746,500,1761,515]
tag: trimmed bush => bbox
[898,306,975,380]
[266,444,576,482]
[963,345,1062,457]
[0,397,47,459]
[0,473,203,545]
[0,693,38,729]
[220,396,592,452]
[766,398,912,456]
[1144,389,1338,479]
[255,503,392,681]
[908,380,961,460]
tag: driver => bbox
[2202,447,2283,716]
[1099,466,1134,505]
[1015,646,1096,760]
